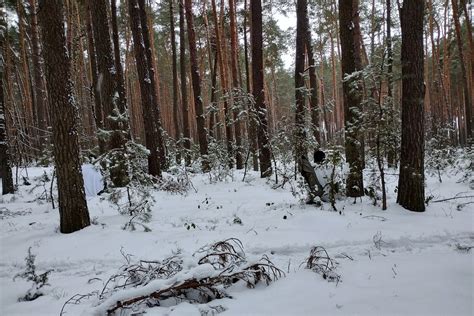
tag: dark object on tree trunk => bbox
[299,155,324,203]
[314,150,326,164]
[38,0,90,233]
[397,0,425,212]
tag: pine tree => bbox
[339,0,364,197]
[185,0,210,171]
[128,0,162,177]
[0,3,15,195]
[251,0,272,178]
[295,0,308,160]
[38,0,90,233]
[89,0,129,187]
[397,0,425,212]
[179,0,191,166]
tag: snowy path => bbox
[0,167,472,315]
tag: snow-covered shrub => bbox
[97,138,156,232]
[303,246,340,283]
[323,145,345,211]
[425,124,457,182]
[14,247,53,301]
[455,145,473,188]
[206,139,234,183]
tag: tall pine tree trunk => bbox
[179,0,191,166]
[229,0,243,169]
[295,0,308,160]
[244,0,258,171]
[89,0,129,186]
[38,0,90,233]
[211,0,234,168]
[397,0,425,212]
[305,17,320,148]
[83,3,104,152]
[451,0,472,142]
[185,0,210,171]
[169,0,182,164]
[28,0,48,146]
[110,0,128,122]
[339,0,364,197]
[251,0,272,177]
[0,5,14,195]
[138,0,167,168]
[129,0,162,177]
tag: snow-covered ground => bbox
[0,165,472,315]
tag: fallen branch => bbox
[82,239,284,315]
[432,195,474,203]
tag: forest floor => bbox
[0,164,473,315]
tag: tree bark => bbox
[83,3,104,152]
[89,0,129,186]
[169,0,182,164]
[251,0,272,178]
[0,6,15,195]
[28,0,48,146]
[185,0,210,171]
[211,0,234,168]
[339,0,364,197]
[179,0,191,166]
[110,0,128,122]
[397,0,425,212]
[38,0,90,233]
[128,0,162,177]
[16,0,34,147]
[305,17,320,148]
[137,0,167,168]
[229,0,243,169]
[244,0,258,171]
[295,0,308,160]
[451,0,472,142]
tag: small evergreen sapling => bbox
[14,247,53,301]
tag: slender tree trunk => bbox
[461,1,474,124]
[179,0,191,166]
[211,0,234,168]
[229,0,243,169]
[185,0,210,171]
[38,0,90,233]
[169,0,182,164]
[386,0,397,167]
[209,50,218,138]
[89,0,129,186]
[397,0,425,212]
[16,0,34,147]
[251,0,272,177]
[28,0,48,146]
[138,0,167,168]
[0,6,15,195]
[451,0,472,141]
[128,0,162,177]
[339,0,364,197]
[295,0,308,160]
[244,0,258,171]
[83,3,104,152]
[110,0,128,121]
[305,6,320,148]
